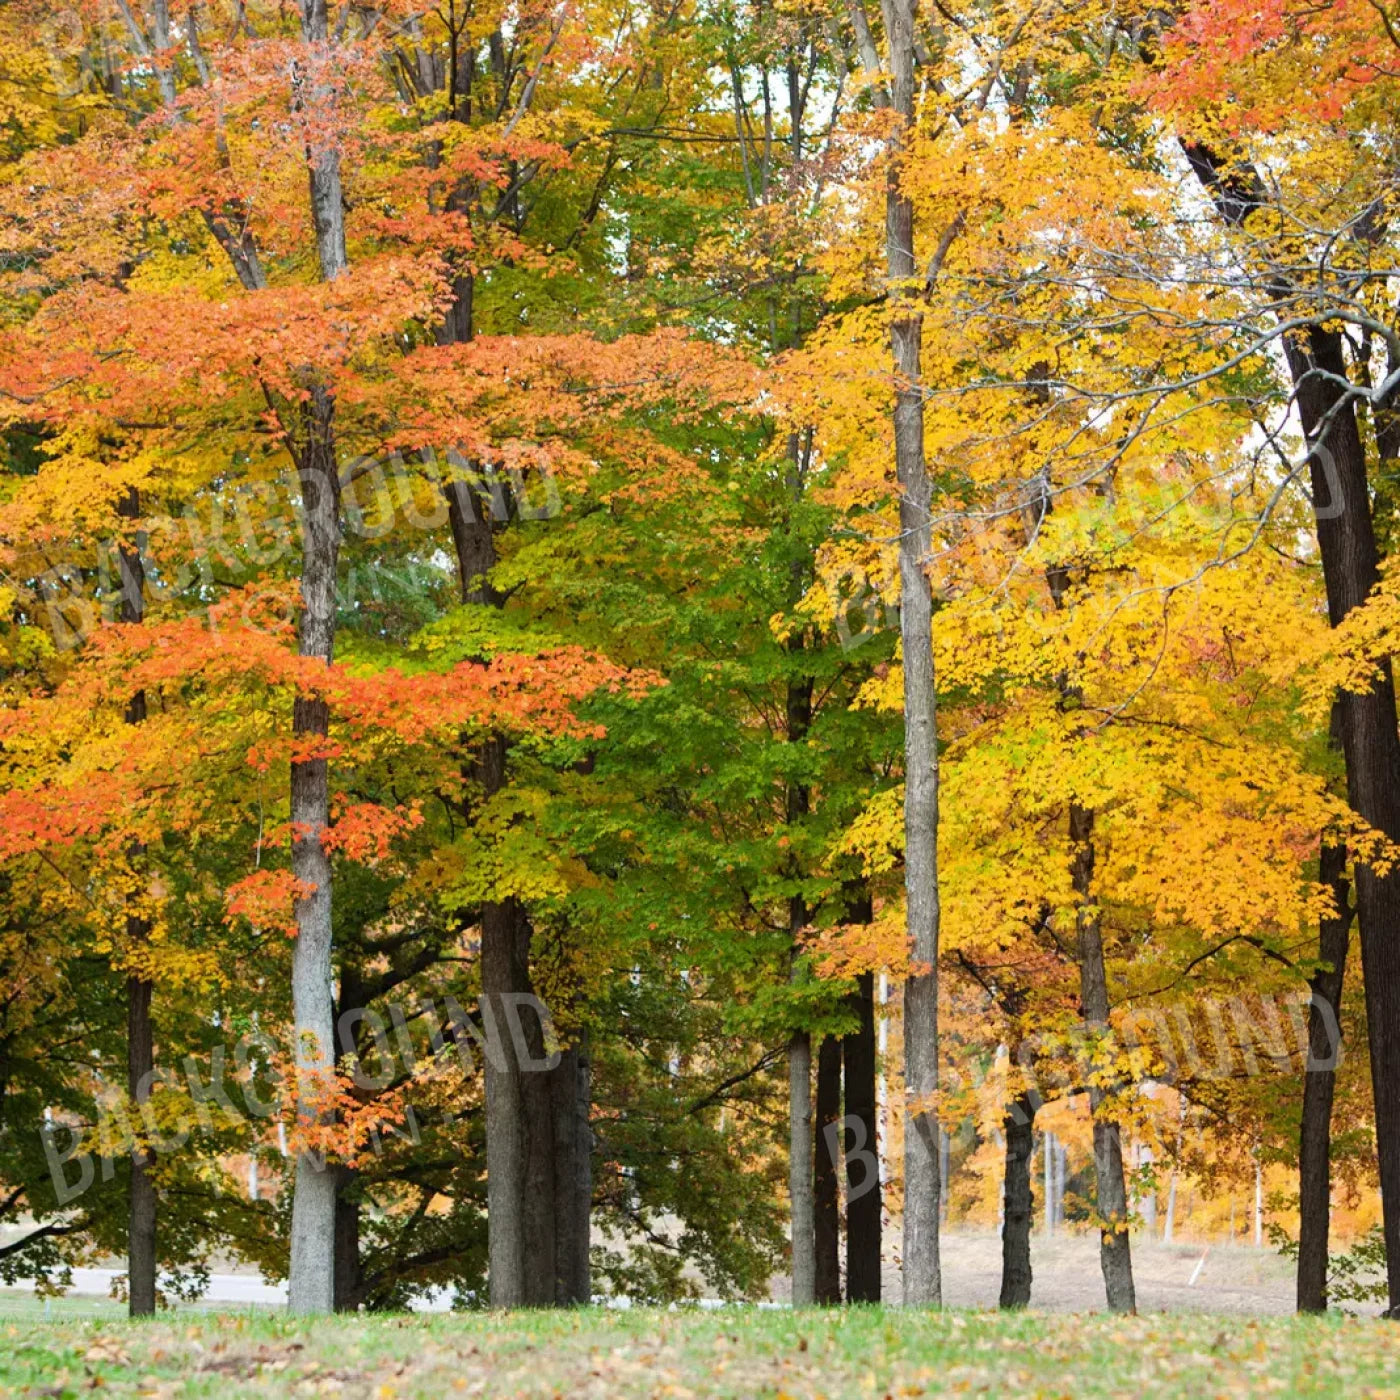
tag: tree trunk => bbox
[286,1,348,1315]
[1297,837,1352,1312]
[789,1029,815,1306]
[814,1035,842,1304]
[431,218,560,1312]
[844,970,882,1303]
[552,1033,592,1305]
[483,893,530,1307]
[126,973,156,1316]
[1071,802,1136,1314]
[1185,144,1400,1317]
[520,983,558,1307]
[881,0,942,1308]
[332,1167,361,1312]
[785,655,816,1306]
[1290,328,1400,1315]
[118,488,156,1319]
[999,1086,1035,1308]
[286,385,343,1316]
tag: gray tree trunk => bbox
[286,0,348,1315]
[789,1029,815,1305]
[881,0,942,1307]
[814,1035,843,1304]
[1071,802,1136,1314]
[286,382,343,1316]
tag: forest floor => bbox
[2,1304,1398,1398]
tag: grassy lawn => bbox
[1,1305,1397,1398]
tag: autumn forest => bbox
[3,0,1400,1343]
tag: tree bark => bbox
[844,970,882,1303]
[789,1029,815,1305]
[332,1166,361,1312]
[552,1032,592,1305]
[879,0,942,1309]
[118,488,156,1318]
[1290,328,1400,1316]
[126,973,155,1316]
[1297,837,1352,1312]
[287,383,342,1316]
[482,887,530,1307]
[999,1086,1035,1309]
[785,654,816,1305]
[814,1035,842,1304]
[520,981,558,1307]
[285,0,349,1316]
[1185,143,1400,1317]
[1072,802,1136,1314]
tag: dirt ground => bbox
[768,1230,1303,1314]
[932,1231,1298,1314]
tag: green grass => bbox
[1,1306,1397,1397]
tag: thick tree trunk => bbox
[118,489,156,1319]
[1297,837,1352,1312]
[999,1086,1035,1309]
[789,1029,815,1305]
[1071,803,1136,1314]
[844,969,882,1303]
[814,1035,843,1304]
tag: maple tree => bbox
[1,0,1400,1328]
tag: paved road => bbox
[3,1268,461,1312]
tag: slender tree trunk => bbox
[287,383,343,1316]
[331,971,365,1312]
[520,984,558,1307]
[482,895,529,1306]
[1297,836,1352,1312]
[430,210,556,1311]
[844,969,882,1303]
[814,1035,842,1304]
[126,973,155,1315]
[999,1085,1035,1308]
[332,1166,361,1311]
[880,0,942,1308]
[552,1031,591,1305]
[785,658,816,1306]
[789,1028,815,1305]
[286,0,348,1315]
[118,489,156,1318]
[1071,802,1136,1314]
